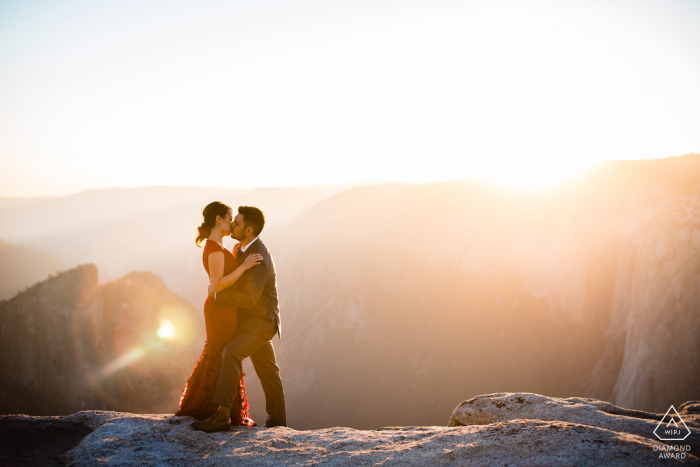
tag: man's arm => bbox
[215,260,268,308]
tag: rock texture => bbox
[0,412,698,467]
[448,393,700,453]
[0,265,204,416]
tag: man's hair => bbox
[238,206,265,236]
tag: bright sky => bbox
[1,0,699,196]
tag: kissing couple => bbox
[175,203,287,431]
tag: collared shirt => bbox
[241,236,259,253]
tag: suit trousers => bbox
[212,323,287,427]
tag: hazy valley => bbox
[1,155,699,429]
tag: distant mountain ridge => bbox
[0,239,65,300]
[0,184,352,306]
[0,186,251,241]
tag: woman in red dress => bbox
[176,201,262,427]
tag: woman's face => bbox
[217,209,234,235]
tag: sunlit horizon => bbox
[1,152,697,199]
[0,158,604,198]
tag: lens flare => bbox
[99,347,147,377]
[98,319,179,378]
[157,319,177,340]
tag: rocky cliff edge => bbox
[1,393,698,466]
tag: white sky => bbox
[1,0,699,196]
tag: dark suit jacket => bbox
[215,238,281,339]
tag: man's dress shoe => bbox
[190,410,232,433]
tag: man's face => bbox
[230,213,247,241]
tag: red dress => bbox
[175,240,255,426]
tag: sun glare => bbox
[157,319,177,340]
[472,160,598,191]
[98,319,179,377]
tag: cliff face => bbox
[584,181,700,411]
[0,265,204,416]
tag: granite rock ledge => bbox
[1,393,698,466]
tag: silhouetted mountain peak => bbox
[0,239,66,301]
[0,264,203,416]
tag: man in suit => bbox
[191,206,286,432]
